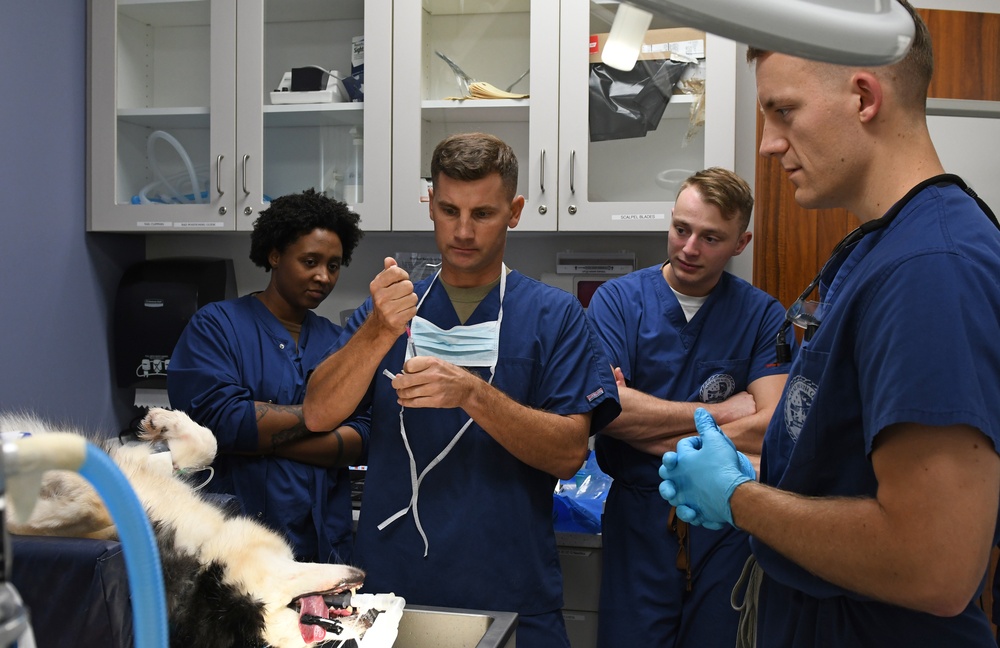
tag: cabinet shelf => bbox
[118,0,363,27]
[421,99,530,123]
[117,103,366,130]
[264,103,365,128]
[423,0,530,16]
[926,98,1000,119]
[419,94,696,124]
[117,107,209,129]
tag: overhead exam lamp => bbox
[602,0,916,71]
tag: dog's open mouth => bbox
[292,582,364,644]
[292,586,407,647]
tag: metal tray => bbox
[394,605,517,648]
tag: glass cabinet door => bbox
[254,0,391,232]
[391,0,558,232]
[88,0,390,232]
[557,0,737,231]
[90,0,236,231]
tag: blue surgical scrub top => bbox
[167,294,369,563]
[756,182,1000,647]
[589,266,791,487]
[587,266,791,648]
[346,271,620,617]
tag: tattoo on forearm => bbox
[256,403,311,449]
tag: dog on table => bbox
[1,407,368,648]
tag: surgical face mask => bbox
[406,317,499,367]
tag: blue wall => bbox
[0,0,144,433]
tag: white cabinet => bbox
[88,0,391,232]
[390,0,737,232]
[558,5,737,231]
[90,0,739,234]
[390,0,556,231]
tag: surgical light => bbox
[601,3,655,71]
[615,0,916,66]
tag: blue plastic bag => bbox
[553,450,612,534]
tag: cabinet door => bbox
[391,0,558,232]
[250,0,392,232]
[89,0,238,231]
[556,0,736,232]
[89,0,391,233]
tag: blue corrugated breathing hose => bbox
[78,442,168,648]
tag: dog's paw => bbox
[139,408,218,469]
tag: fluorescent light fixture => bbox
[602,3,655,71]
[620,0,915,65]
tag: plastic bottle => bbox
[344,127,364,205]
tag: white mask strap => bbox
[379,264,507,556]
[378,415,476,557]
[413,269,441,314]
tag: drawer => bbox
[562,609,598,648]
[558,545,602,612]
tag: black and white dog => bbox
[2,408,369,648]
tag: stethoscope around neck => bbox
[774,174,1000,364]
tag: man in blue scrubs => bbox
[305,133,620,648]
[587,168,793,647]
[168,189,369,564]
[659,2,1000,646]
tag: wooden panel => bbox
[752,9,1000,305]
[752,140,859,309]
[920,9,1000,101]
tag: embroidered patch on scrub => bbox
[586,387,605,402]
[700,373,736,403]
[784,374,818,442]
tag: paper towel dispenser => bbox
[114,257,237,390]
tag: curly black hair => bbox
[249,188,364,271]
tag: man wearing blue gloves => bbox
[659,408,755,531]
[660,2,1000,646]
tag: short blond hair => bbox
[746,0,932,112]
[678,168,754,233]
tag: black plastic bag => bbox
[589,58,692,142]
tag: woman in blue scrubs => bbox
[168,189,369,563]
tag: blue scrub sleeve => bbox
[167,307,259,453]
[587,280,635,382]
[340,408,372,465]
[532,292,620,433]
[857,252,1000,452]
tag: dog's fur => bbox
[2,408,366,648]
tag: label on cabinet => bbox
[610,213,665,221]
[135,221,226,228]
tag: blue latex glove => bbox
[658,408,756,530]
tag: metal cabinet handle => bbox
[216,155,225,196]
[569,150,576,194]
[242,154,251,195]
[539,149,546,193]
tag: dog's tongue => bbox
[298,595,328,643]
